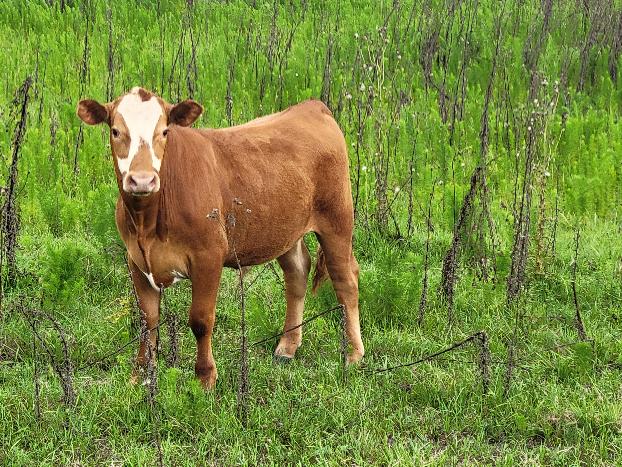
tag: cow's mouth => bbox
[131,191,152,198]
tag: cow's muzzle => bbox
[124,171,160,196]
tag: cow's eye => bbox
[162,128,169,137]
[111,128,120,138]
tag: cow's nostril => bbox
[126,172,158,194]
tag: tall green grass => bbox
[0,0,621,464]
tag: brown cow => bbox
[77,87,364,388]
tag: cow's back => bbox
[206,100,351,265]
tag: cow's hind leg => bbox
[315,233,364,363]
[274,238,311,361]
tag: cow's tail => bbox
[311,245,329,295]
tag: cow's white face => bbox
[77,87,203,197]
[114,89,166,192]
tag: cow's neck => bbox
[123,191,160,229]
[121,192,165,272]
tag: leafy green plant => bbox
[39,236,95,309]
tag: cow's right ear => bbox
[77,99,109,125]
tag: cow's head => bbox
[77,87,202,196]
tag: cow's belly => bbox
[227,221,312,268]
[222,195,315,267]
[220,156,319,267]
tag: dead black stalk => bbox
[320,34,334,107]
[440,166,482,322]
[161,287,179,368]
[571,227,588,342]
[138,304,163,467]
[74,3,92,177]
[476,331,491,394]
[226,60,235,127]
[229,211,250,428]
[503,299,527,398]
[105,3,115,101]
[340,305,347,384]
[30,313,41,423]
[185,1,199,98]
[418,182,435,326]
[210,204,250,428]
[2,76,31,289]
[24,309,76,409]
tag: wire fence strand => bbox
[74,303,345,371]
[250,304,344,348]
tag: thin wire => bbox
[75,304,345,371]
[371,332,483,374]
[75,321,165,372]
[250,304,344,348]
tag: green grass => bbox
[1,0,621,464]
[1,219,621,465]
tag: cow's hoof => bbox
[200,379,217,390]
[197,369,218,390]
[273,354,293,365]
[274,338,300,360]
[198,375,217,390]
[129,367,143,385]
[347,349,364,365]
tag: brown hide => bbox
[90,94,363,388]
[118,100,353,284]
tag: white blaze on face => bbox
[116,88,163,175]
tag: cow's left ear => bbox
[168,99,203,127]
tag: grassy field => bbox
[1,0,622,464]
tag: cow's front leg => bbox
[128,258,161,384]
[189,261,223,389]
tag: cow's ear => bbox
[168,99,203,127]
[77,99,110,125]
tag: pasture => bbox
[0,0,621,464]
